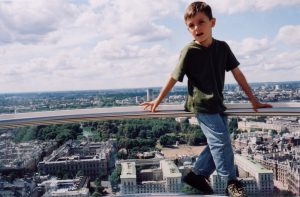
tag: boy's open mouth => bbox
[196,33,204,37]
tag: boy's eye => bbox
[188,24,194,29]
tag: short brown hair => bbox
[184,1,213,22]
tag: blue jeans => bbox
[192,113,236,181]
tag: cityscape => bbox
[0,81,300,197]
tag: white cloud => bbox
[0,0,79,44]
[229,38,270,57]
[93,39,167,60]
[253,0,300,11]
[0,1,299,92]
[182,0,300,14]
[0,0,181,92]
[267,50,300,70]
[276,25,300,47]
[85,0,177,42]
[224,23,300,83]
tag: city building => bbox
[0,178,36,197]
[235,154,274,194]
[120,160,182,194]
[212,153,275,195]
[0,139,57,172]
[39,176,89,197]
[238,118,300,135]
[211,113,300,196]
[254,154,289,188]
[287,161,300,195]
[211,171,258,195]
[146,88,153,102]
[120,162,136,194]
[38,140,116,179]
[39,154,107,179]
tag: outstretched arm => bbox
[141,77,177,112]
[231,67,272,111]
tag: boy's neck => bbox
[195,37,214,47]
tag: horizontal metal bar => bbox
[1,103,300,129]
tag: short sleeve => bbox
[225,43,240,71]
[171,48,189,82]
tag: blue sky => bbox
[0,0,299,93]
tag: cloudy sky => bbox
[0,0,299,93]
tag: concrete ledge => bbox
[1,103,300,128]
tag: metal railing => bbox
[1,103,300,128]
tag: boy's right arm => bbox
[231,67,272,111]
[141,77,177,112]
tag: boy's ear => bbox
[211,18,216,28]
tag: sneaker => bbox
[183,171,213,194]
[226,179,247,197]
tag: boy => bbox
[141,1,272,197]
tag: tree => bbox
[14,126,37,142]
[138,130,147,138]
[109,165,121,188]
[14,123,83,144]
[117,150,128,159]
[159,135,177,147]
[55,129,71,145]
[188,130,206,145]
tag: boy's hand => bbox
[140,100,159,112]
[251,101,272,112]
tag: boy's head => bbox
[184,1,213,23]
[184,1,215,47]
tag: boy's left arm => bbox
[231,67,272,111]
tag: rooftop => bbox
[161,160,181,178]
[121,162,136,179]
[235,154,273,174]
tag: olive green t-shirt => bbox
[171,39,239,113]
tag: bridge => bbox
[1,103,300,129]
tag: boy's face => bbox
[186,12,216,47]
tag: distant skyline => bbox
[0,0,300,93]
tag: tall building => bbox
[146,88,153,102]
[211,154,274,195]
[120,160,182,194]
[211,171,259,195]
[235,154,274,194]
[135,96,140,104]
[120,162,137,194]
[287,161,300,195]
